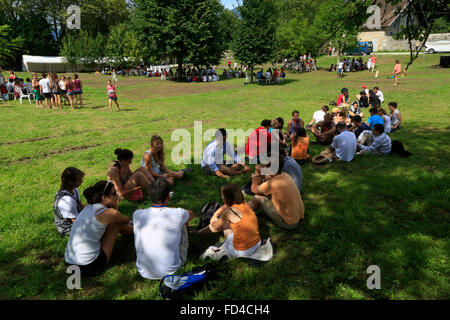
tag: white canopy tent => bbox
[22,55,95,73]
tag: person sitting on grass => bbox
[367,107,384,129]
[53,167,85,236]
[337,88,349,107]
[308,105,329,129]
[141,135,187,186]
[378,108,391,134]
[311,113,336,145]
[291,127,310,165]
[351,115,370,138]
[369,89,381,108]
[133,178,194,279]
[389,102,402,132]
[64,180,133,277]
[271,118,288,150]
[107,148,155,200]
[281,148,303,192]
[357,90,369,109]
[106,80,120,112]
[320,122,357,162]
[246,120,272,164]
[203,129,250,179]
[349,101,364,122]
[197,183,261,258]
[248,161,305,230]
[286,111,304,140]
[357,124,392,156]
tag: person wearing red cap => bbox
[362,85,369,95]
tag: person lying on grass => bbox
[133,178,194,279]
[141,135,186,186]
[53,167,85,236]
[248,159,305,230]
[311,113,336,145]
[357,124,392,156]
[202,128,251,179]
[65,180,133,277]
[107,148,155,200]
[196,183,262,258]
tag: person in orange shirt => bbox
[290,127,310,165]
[197,183,262,258]
[393,60,402,86]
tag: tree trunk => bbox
[177,57,183,81]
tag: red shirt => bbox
[245,127,272,158]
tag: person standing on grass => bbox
[106,80,120,112]
[133,178,194,280]
[32,73,43,108]
[59,75,69,106]
[197,183,262,258]
[393,60,402,86]
[66,76,76,110]
[53,167,85,236]
[73,74,83,108]
[112,69,118,86]
[64,180,133,277]
[51,73,62,110]
[107,148,155,200]
[141,135,187,186]
[39,73,52,108]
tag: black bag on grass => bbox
[159,264,217,300]
[197,202,222,230]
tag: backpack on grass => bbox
[197,202,222,231]
[159,264,217,300]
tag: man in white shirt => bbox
[373,86,384,104]
[202,128,250,179]
[330,122,357,162]
[39,73,52,108]
[308,105,329,129]
[357,124,391,156]
[133,178,194,280]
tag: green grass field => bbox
[0,54,449,300]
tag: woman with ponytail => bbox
[65,180,133,277]
[107,148,154,200]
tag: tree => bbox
[131,0,226,78]
[0,25,23,67]
[60,30,106,70]
[231,0,278,83]
[106,24,146,68]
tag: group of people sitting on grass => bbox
[282,54,317,73]
[55,130,306,278]
[53,83,407,279]
[331,55,377,75]
[255,68,286,83]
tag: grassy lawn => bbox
[0,54,449,300]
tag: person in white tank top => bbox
[65,180,133,276]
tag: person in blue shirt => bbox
[352,115,370,138]
[202,128,251,179]
[367,107,384,129]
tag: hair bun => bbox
[114,148,122,155]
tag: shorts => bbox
[109,96,117,101]
[67,91,75,96]
[33,89,43,101]
[61,90,67,94]
[77,249,107,277]
[73,90,82,95]
[43,92,52,99]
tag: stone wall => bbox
[358,32,450,52]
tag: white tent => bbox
[22,55,94,73]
